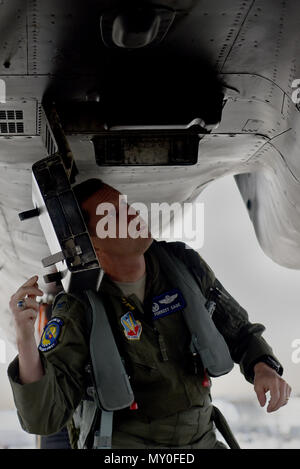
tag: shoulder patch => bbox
[38,317,64,352]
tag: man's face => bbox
[81,183,153,257]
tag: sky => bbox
[1,174,300,411]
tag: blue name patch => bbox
[152,289,186,320]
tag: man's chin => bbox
[121,236,154,255]
[94,235,153,257]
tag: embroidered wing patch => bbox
[152,288,186,320]
[38,317,64,352]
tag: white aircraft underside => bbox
[1,0,300,343]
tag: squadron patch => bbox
[38,317,64,352]
[152,288,186,320]
[120,312,142,340]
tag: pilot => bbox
[7,179,292,449]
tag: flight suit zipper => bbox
[153,326,169,362]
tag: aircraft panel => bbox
[221,0,300,95]
[0,0,27,75]
[0,0,300,345]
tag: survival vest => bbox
[56,240,237,449]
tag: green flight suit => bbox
[7,241,282,449]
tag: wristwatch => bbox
[252,355,283,376]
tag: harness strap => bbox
[211,406,240,449]
[85,289,134,411]
[93,410,114,449]
[152,241,234,377]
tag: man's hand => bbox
[254,362,292,413]
[9,275,44,384]
[9,275,44,343]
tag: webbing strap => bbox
[85,289,134,411]
[93,410,114,449]
[152,242,234,377]
[212,406,240,449]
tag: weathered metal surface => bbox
[1,0,300,342]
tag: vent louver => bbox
[0,110,24,134]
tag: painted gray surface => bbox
[0,0,300,345]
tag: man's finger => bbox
[21,276,39,288]
[282,385,293,407]
[267,383,281,412]
[273,383,292,411]
[14,286,44,302]
[28,282,40,299]
[22,298,40,312]
[255,385,267,407]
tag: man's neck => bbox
[97,252,146,282]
